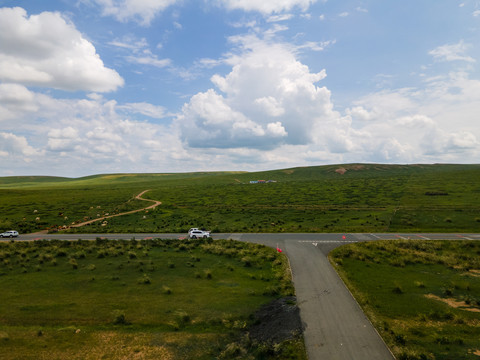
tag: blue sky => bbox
[0,0,479,177]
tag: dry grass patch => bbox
[425,294,480,313]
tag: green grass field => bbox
[1,164,480,359]
[0,238,305,359]
[1,163,480,234]
[330,240,480,360]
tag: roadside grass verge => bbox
[329,240,480,360]
[0,238,304,359]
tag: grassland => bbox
[330,240,480,360]
[0,238,305,359]
[1,163,480,234]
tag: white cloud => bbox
[0,7,123,92]
[92,0,180,26]
[0,84,187,175]
[109,36,149,51]
[126,54,172,68]
[218,0,317,14]
[266,122,288,137]
[177,34,335,149]
[429,40,475,63]
[396,115,435,128]
[267,14,294,22]
[118,102,170,119]
[296,40,336,52]
[0,83,38,121]
[254,96,285,117]
[0,132,39,159]
[473,10,480,17]
[344,68,480,163]
[47,127,80,152]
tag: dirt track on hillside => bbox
[70,190,161,228]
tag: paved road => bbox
[227,234,395,360]
[8,232,480,359]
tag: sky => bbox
[0,0,479,177]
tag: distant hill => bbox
[2,163,478,187]
[1,163,480,234]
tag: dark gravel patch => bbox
[248,296,304,344]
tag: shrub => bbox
[69,258,78,270]
[0,331,9,341]
[55,249,68,257]
[171,310,191,330]
[138,274,151,284]
[241,257,252,267]
[395,333,407,345]
[204,269,212,279]
[414,281,426,288]
[435,336,450,345]
[74,251,86,259]
[112,311,130,325]
[392,285,404,294]
[218,342,246,359]
[442,287,453,296]
[398,350,434,360]
[263,285,280,296]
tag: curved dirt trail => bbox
[70,190,161,228]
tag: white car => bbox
[188,229,210,239]
[0,230,19,238]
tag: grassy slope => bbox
[330,240,480,360]
[1,164,480,233]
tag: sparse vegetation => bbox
[330,240,480,360]
[0,238,301,359]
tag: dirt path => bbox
[70,190,161,228]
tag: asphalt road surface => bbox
[10,232,480,359]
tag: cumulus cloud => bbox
[0,83,186,175]
[0,7,123,92]
[0,132,39,159]
[47,127,80,152]
[177,34,337,149]
[0,83,38,121]
[343,67,480,164]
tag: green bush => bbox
[112,311,130,325]
[68,258,78,269]
[138,274,151,284]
